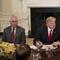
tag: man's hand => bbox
[36,41,43,48]
[52,41,60,47]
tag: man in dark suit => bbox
[2,15,26,44]
[33,16,60,46]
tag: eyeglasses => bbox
[12,21,17,22]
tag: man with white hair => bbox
[3,15,26,44]
[33,16,60,45]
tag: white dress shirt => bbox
[11,27,16,35]
[48,27,53,36]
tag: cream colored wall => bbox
[11,0,22,18]
[23,0,60,7]
[0,0,2,15]
[0,0,12,32]
[2,0,12,15]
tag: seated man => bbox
[16,44,31,60]
[33,16,60,46]
[2,15,26,44]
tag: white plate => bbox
[41,45,57,50]
[30,45,37,50]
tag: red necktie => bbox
[48,30,53,42]
[12,28,15,43]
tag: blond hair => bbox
[46,16,56,23]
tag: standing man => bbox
[3,15,26,44]
[33,16,60,45]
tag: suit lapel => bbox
[8,26,12,42]
[15,26,19,41]
[43,26,48,42]
[15,27,17,41]
[45,27,48,42]
[53,28,56,41]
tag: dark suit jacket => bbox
[33,26,60,45]
[2,26,26,44]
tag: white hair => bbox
[10,15,18,22]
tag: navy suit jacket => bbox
[2,26,26,44]
[33,26,60,45]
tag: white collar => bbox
[48,27,53,32]
[11,27,16,31]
